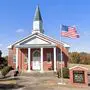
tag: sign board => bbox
[73,71,85,83]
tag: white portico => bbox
[15,34,57,72]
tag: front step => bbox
[20,71,57,77]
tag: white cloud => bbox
[0,44,2,47]
[16,29,24,33]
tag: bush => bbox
[1,66,13,77]
[57,67,69,78]
[0,57,8,69]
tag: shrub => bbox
[0,57,8,69]
[57,67,69,78]
[1,66,13,77]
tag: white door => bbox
[32,50,40,70]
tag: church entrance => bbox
[32,50,41,70]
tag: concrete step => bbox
[20,71,57,77]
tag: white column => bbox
[28,48,31,72]
[54,47,56,72]
[16,48,18,70]
[40,47,43,72]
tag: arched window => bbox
[33,50,40,57]
[33,50,40,61]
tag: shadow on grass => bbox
[0,84,24,89]
[0,77,23,89]
[0,77,20,81]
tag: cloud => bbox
[0,44,3,47]
[16,29,24,33]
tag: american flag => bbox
[61,25,79,38]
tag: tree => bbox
[80,53,90,64]
[0,50,2,57]
[69,52,90,65]
[69,52,80,64]
[0,50,8,69]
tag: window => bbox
[47,53,51,62]
[13,55,16,63]
[33,51,40,57]
[24,53,28,63]
[33,50,40,61]
[57,52,63,62]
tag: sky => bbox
[0,0,90,56]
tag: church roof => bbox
[7,32,70,49]
[34,5,42,21]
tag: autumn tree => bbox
[69,52,80,64]
[69,52,90,64]
[79,52,90,64]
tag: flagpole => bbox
[58,24,79,85]
[58,25,65,85]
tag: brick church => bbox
[8,6,70,72]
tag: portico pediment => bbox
[8,33,70,49]
[18,35,56,46]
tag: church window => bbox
[47,53,51,62]
[57,52,63,62]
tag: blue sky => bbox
[0,0,90,56]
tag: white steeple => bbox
[32,5,44,34]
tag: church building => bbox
[8,6,70,72]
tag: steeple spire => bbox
[34,5,42,21]
[32,5,44,34]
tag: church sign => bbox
[69,66,88,86]
[73,71,85,83]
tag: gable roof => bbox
[7,32,70,49]
[69,64,90,70]
[69,65,88,70]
